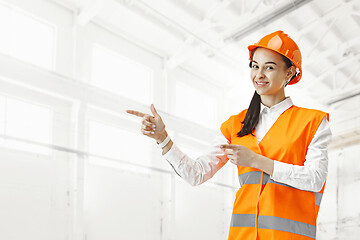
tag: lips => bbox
[255,81,269,87]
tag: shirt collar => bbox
[260,96,293,115]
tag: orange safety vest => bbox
[220,105,329,240]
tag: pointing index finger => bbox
[125,110,146,118]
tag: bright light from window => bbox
[0,5,10,54]
[0,96,6,146]
[91,45,153,104]
[89,121,152,166]
[0,3,56,69]
[3,98,52,154]
[175,81,217,129]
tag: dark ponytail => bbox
[237,90,261,137]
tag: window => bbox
[0,5,10,54]
[0,3,56,69]
[175,81,217,129]
[91,45,153,104]
[89,121,152,166]
[0,96,52,154]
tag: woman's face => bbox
[250,47,294,96]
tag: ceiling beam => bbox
[339,65,360,89]
[121,0,245,71]
[320,82,360,106]
[303,53,360,90]
[306,17,338,58]
[76,0,107,26]
[300,34,360,91]
[49,0,78,12]
[224,0,314,42]
[167,0,235,68]
[327,91,360,106]
[303,36,360,68]
[296,1,354,38]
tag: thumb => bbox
[150,104,159,117]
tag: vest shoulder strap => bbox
[292,106,329,121]
[220,109,247,142]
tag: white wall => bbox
[317,143,360,240]
[0,0,237,240]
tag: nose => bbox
[256,68,265,79]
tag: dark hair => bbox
[237,48,295,138]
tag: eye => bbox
[252,64,259,69]
[266,66,274,70]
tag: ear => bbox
[287,65,296,79]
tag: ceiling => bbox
[51,0,360,144]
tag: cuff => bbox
[270,160,290,181]
[162,143,183,166]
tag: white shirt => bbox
[162,97,332,192]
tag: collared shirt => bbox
[162,97,332,192]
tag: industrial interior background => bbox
[0,0,359,239]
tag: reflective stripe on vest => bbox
[230,214,316,239]
[238,171,295,188]
[315,192,322,206]
[238,171,324,207]
[238,171,268,185]
[230,214,255,227]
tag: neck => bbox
[260,91,286,108]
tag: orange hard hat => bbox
[248,30,302,85]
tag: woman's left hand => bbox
[220,144,258,168]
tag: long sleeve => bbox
[162,131,230,186]
[270,116,332,192]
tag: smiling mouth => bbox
[255,81,269,87]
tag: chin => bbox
[255,89,267,95]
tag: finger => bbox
[150,104,159,117]
[126,110,146,118]
[225,149,233,154]
[144,114,155,122]
[220,144,237,149]
[141,128,155,136]
[142,124,153,131]
[210,150,227,156]
[142,119,155,128]
[215,144,227,149]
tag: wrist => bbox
[252,154,274,176]
[156,130,168,144]
[250,153,260,169]
[251,153,267,169]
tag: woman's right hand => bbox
[125,104,166,142]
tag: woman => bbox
[126,30,332,240]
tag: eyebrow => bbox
[252,60,277,65]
